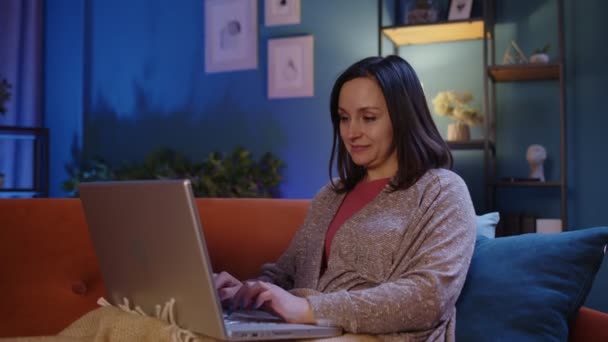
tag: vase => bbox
[447,121,470,142]
[530,53,550,64]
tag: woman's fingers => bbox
[232,281,271,310]
[218,285,240,301]
[227,282,313,324]
[214,271,243,307]
[253,289,273,310]
[214,271,241,290]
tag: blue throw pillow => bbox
[456,227,608,341]
[476,212,499,239]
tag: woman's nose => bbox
[347,121,362,139]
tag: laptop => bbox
[78,179,342,341]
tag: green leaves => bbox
[62,147,285,198]
[532,43,550,54]
[62,158,116,195]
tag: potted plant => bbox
[62,147,285,198]
[530,43,550,64]
[432,90,483,141]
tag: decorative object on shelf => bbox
[527,144,547,181]
[530,43,551,64]
[536,218,562,234]
[264,0,300,26]
[432,90,483,142]
[62,147,284,198]
[502,40,528,64]
[448,0,473,20]
[205,0,258,73]
[0,77,11,115]
[268,35,314,99]
[406,0,439,24]
[447,121,470,141]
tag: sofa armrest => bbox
[569,306,608,342]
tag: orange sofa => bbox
[1,198,607,340]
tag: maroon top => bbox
[324,177,390,262]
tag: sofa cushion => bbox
[456,227,608,341]
[476,212,499,238]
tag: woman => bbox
[215,55,476,340]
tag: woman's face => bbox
[338,77,398,180]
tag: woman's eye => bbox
[339,116,349,122]
[364,116,376,122]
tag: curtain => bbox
[0,0,44,195]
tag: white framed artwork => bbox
[268,35,314,99]
[265,0,301,26]
[205,0,258,73]
[448,0,473,21]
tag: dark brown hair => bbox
[329,55,452,193]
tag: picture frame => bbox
[205,0,257,73]
[268,35,314,99]
[448,0,473,21]
[265,0,301,26]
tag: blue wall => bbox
[80,0,379,199]
[563,0,608,311]
[44,0,85,197]
[45,0,608,311]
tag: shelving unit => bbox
[494,181,562,188]
[484,0,568,230]
[488,63,560,81]
[0,125,49,197]
[382,19,485,46]
[378,0,495,214]
[447,140,494,152]
[378,0,567,231]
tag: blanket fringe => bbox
[97,297,199,342]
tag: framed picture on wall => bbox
[265,0,301,26]
[448,0,474,20]
[205,0,257,73]
[268,35,314,99]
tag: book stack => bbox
[495,212,537,237]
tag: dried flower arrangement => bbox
[432,90,483,126]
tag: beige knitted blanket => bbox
[2,298,378,342]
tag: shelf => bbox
[493,181,562,188]
[448,139,495,153]
[382,19,485,46]
[488,63,561,81]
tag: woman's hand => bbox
[213,271,243,307]
[232,280,315,324]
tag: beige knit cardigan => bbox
[259,169,477,341]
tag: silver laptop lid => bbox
[79,179,228,339]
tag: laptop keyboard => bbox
[223,309,284,324]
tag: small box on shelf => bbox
[496,212,537,237]
[536,218,562,234]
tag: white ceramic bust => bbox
[526,144,547,181]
